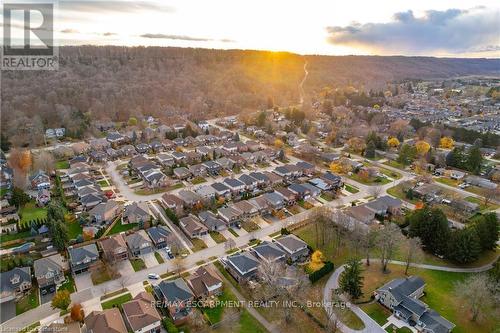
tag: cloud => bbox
[140,33,234,43]
[326,7,500,55]
[60,1,174,14]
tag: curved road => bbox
[323,257,498,333]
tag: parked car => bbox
[148,273,160,280]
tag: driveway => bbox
[141,252,158,268]
[253,216,269,228]
[74,272,93,291]
[231,227,248,236]
[201,234,217,247]
[219,229,235,240]
[40,290,55,305]
[117,259,135,277]
[0,301,15,323]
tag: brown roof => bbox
[263,171,282,183]
[187,267,222,297]
[275,187,295,199]
[99,234,127,256]
[161,193,184,207]
[40,322,80,333]
[122,292,161,332]
[84,309,127,333]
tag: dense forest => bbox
[2,46,499,146]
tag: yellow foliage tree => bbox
[415,140,430,156]
[175,146,183,152]
[308,250,325,272]
[387,137,400,148]
[347,137,366,154]
[439,136,454,149]
[274,139,284,149]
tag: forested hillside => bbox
[1,46,499,146]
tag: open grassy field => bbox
[101,293,132,310]
[465,196,499,211]
[191,238,208,251]
[19,202,47,226]
[383,160,406,170]
[107,219,137,235]
[55,160,70,170]
[16,288,39,315]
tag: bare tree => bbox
[327,290,349,333]
[402,237,424,275]
[188,309,206,329]
[172,258,185,277]
[360,228,378,266]
[224,238,236,252]
[118,276,129,290]
[483,187,500,207]
[369,186,383,199]
[377,223,403,272]
[454,274,499,322]
[33,151,55,174]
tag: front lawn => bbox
[0,230,32,246]
[16,288,39,315]
[349,173,391,185]
[67,220,83,240]
[101,293,132,310]
[385,324,412,333]
[19,202,47,226]
[55,160,70,169]
[228,228,239,237]
[465,196,499,211]
[378,167,402,180]
[320,193,334,202]
[130,258,146,271]
[209,231,227,244]
[98,180,110,187]
[191,176,207,185]
[435,177,460,187]
[191,238,208,251]
[383,160,406,170]
[386,184,419,204]
[241,220,260,233]
[154,251,164,264]
[91,268,113,285]
[344,184,359,194]
[58,274,75,293]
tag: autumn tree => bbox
[439,136,454,149]
[378,223,403,272]
[415,140,430,156]
[70,303,84,322]
[52,290,71,311]
[402,237,424,275]
[347,137,366,154]
[33,151,55,174]
[274,138,284,149]
[387,137,400,148]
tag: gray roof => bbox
[1,267,31,295]
[126,230,152,250]
[275,235,308,254]
[238,174,258,186]
[249,172,268,182]
[364,195,401,212]
[288,183,308,194]
[263,192,284,205]
[378,276,425,302]
[68,244,99,264]
[124,202,150,219]
[252,242,286,262]
[147,226,171,244]
[211,182,230,192]
[224,178,245,188]
[198,211,226,229]
[156,278,193,302]
[419,309,456,333]
[34,254,65,279]
[226,252,260,277]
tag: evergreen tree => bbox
[397,144,416,166]
[467,146,483,175]
[364,141,376,158]
[408,206,450,255]
[339,258,364,300]
[471,213,499,251]
[446,228,481,264]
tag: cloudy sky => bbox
[3,0,500,57]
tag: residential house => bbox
[288,183,311,200]
[466,175,497,190]
[179,215,208,238]
[449,170,466,180]
[142,169,169,188]
[301,183,322,197]
[195,185,217,201]
[223,178,245,195]
[154,278,194,324]
[274,235,309,262]
[364,196,402,217]
[249,172,270,188]
[161,193,185,217]
[106,132,125,146]
[198,211,227,231]
[296,161,315,176]
[188,164,207,177]
[202,160,221,176]
[346,205,376,225]
[99,233,129,263]
[211,182,231,199]
[186,267,223,299]
[247,196,271,215]
[0,267,32,302]
[224,252,260,282]
[34,254,67,293]
[84,309,128,333]
[122,292,161,333]
[157,153,175,168]
[275,187,297,206]
[68,244,99,274]
[126,230,153,256]
[30,170,50,190]
[89,200,122,225]
[308,178,332,191]
[263,192,285,210]
[251,241,286,264]
[177,190,203,209]
[217,206,243,227]
[147,226,172,249]
[232,200,259,219]
[451,199,479,213]
[120,145,137,157]
[320,172,343,189]
[36,188,51,206]
[375,277,455,333]
[216,157,234,170]
[135,143,151,154]
[123,202,151,224]
[238,174,259,191]
[263,171,283,186]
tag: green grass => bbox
[0,188,9,197]
[359,302,390,326]
[57,274,75,293]
[209,231,227,244]
[378,167,402,180]
[386,184,419,204]
[338,307,365,330]
[202,287,237,324]
[101,293,132,310]
[108,220,137,235]
[435,177,460,187]
[67,221,83,240]
[349,173,391,185]
[19,202,47,226]
[55,160,70,169]
[238,309,268,333]
[383,160,406,170]
[130,258,146,271]
[191,238,208,251]
[464,196,499,211]
[228,228,239,237]
[100,288,128,301]
[154,251,164,264]
[385,324,412,333]
[98,180,110,187]
[0,230,32,246]
[196,260,206,266]
[320,193,334,201]
[241,220,260,233]
[344,184,359,193]
[91,269,113,285]
[191,176,207,185]
[16,288,39,315]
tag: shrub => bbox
[280,228,290,235]
[161,318,178,333]
[308,261,334,283]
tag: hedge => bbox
[161,318,178,333]
[308,261,334,283]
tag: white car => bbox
[148,273,160,280]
